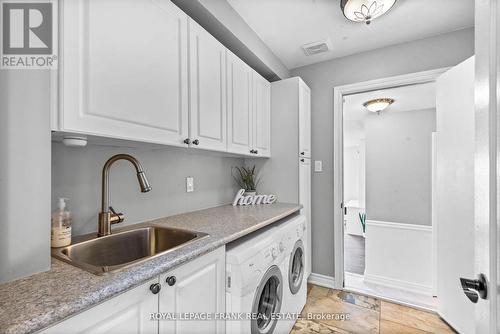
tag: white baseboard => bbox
[344,272,437,311]
[364,273,433,296]
[308,273,336,289]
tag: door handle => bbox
[460,273,487,303]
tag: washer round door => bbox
[288,240,305,294]
[251,265,283,334]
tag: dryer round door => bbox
[251,265,283,334]
[288,240,305,294]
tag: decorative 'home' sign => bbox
[232,189,277,206]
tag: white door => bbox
[299,158,312,278]
[41,278,159,334]
[60,0,189,146]
[474,2,499,331]
[298,81,311,158]
[252,72,271,157]
[188,20,227,152]
[436,58,476,333]
[159,247,225,334]
[227,51,253,155]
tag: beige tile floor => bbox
[290,284,456,334]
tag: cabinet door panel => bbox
[159,247,225,334]
[299,82,311,158]
[41,278,159,334]
[189,20,227,151]
[299,158,312,277]
[61,0,188,145]
[253,73,271,157]
[227,52,252,155]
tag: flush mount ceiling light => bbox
[363,98,395,114]
[340,0,397,25]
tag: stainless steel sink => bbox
[52,226,208,275]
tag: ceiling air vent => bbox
[302,39,332,56]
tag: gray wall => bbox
[52,143,243,235]
[365,109,435,226]
[0,71,51,283]
[291,28,474,277]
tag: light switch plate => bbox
[314,160,323,172]
[186,177,194,192]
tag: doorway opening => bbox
[333,69,449,311]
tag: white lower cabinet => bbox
[41,277,160,334]
[299,158,312,277]
[159,247,225,334]
[41,247,225,334]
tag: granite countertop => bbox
[0,203,301,334]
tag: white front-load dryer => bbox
[272,215,308,334]
[226,224,287,334]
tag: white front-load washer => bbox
[226,224,287,334]
[272,215,308,334]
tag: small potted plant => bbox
[359,212,366,238]
[232,165,260,196]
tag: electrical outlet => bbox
[186,177,194,192]
[314,160,323,172]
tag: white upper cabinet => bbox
[227,52,272,157]
[59,0,189,145]
[252,72,271,157]
[57,0,271,157]
[298,81,311,158]
[188,20,227,152]
[226,51,253,155]
[159,247,225,334]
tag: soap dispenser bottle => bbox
[51,198,72,248]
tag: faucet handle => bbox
[109,206,124,224]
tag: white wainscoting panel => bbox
[364,220,433,295]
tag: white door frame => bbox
[333,68,450,289]
[474,1,499,332]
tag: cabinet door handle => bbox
[300,158,305,162]
[300,152,305,155]
[192,139,199,145]
[166,276,177,286]
[183,138,191,145]
[254,149,258,154]
[150,283,161,294]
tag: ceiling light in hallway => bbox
[363,98,395,113]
